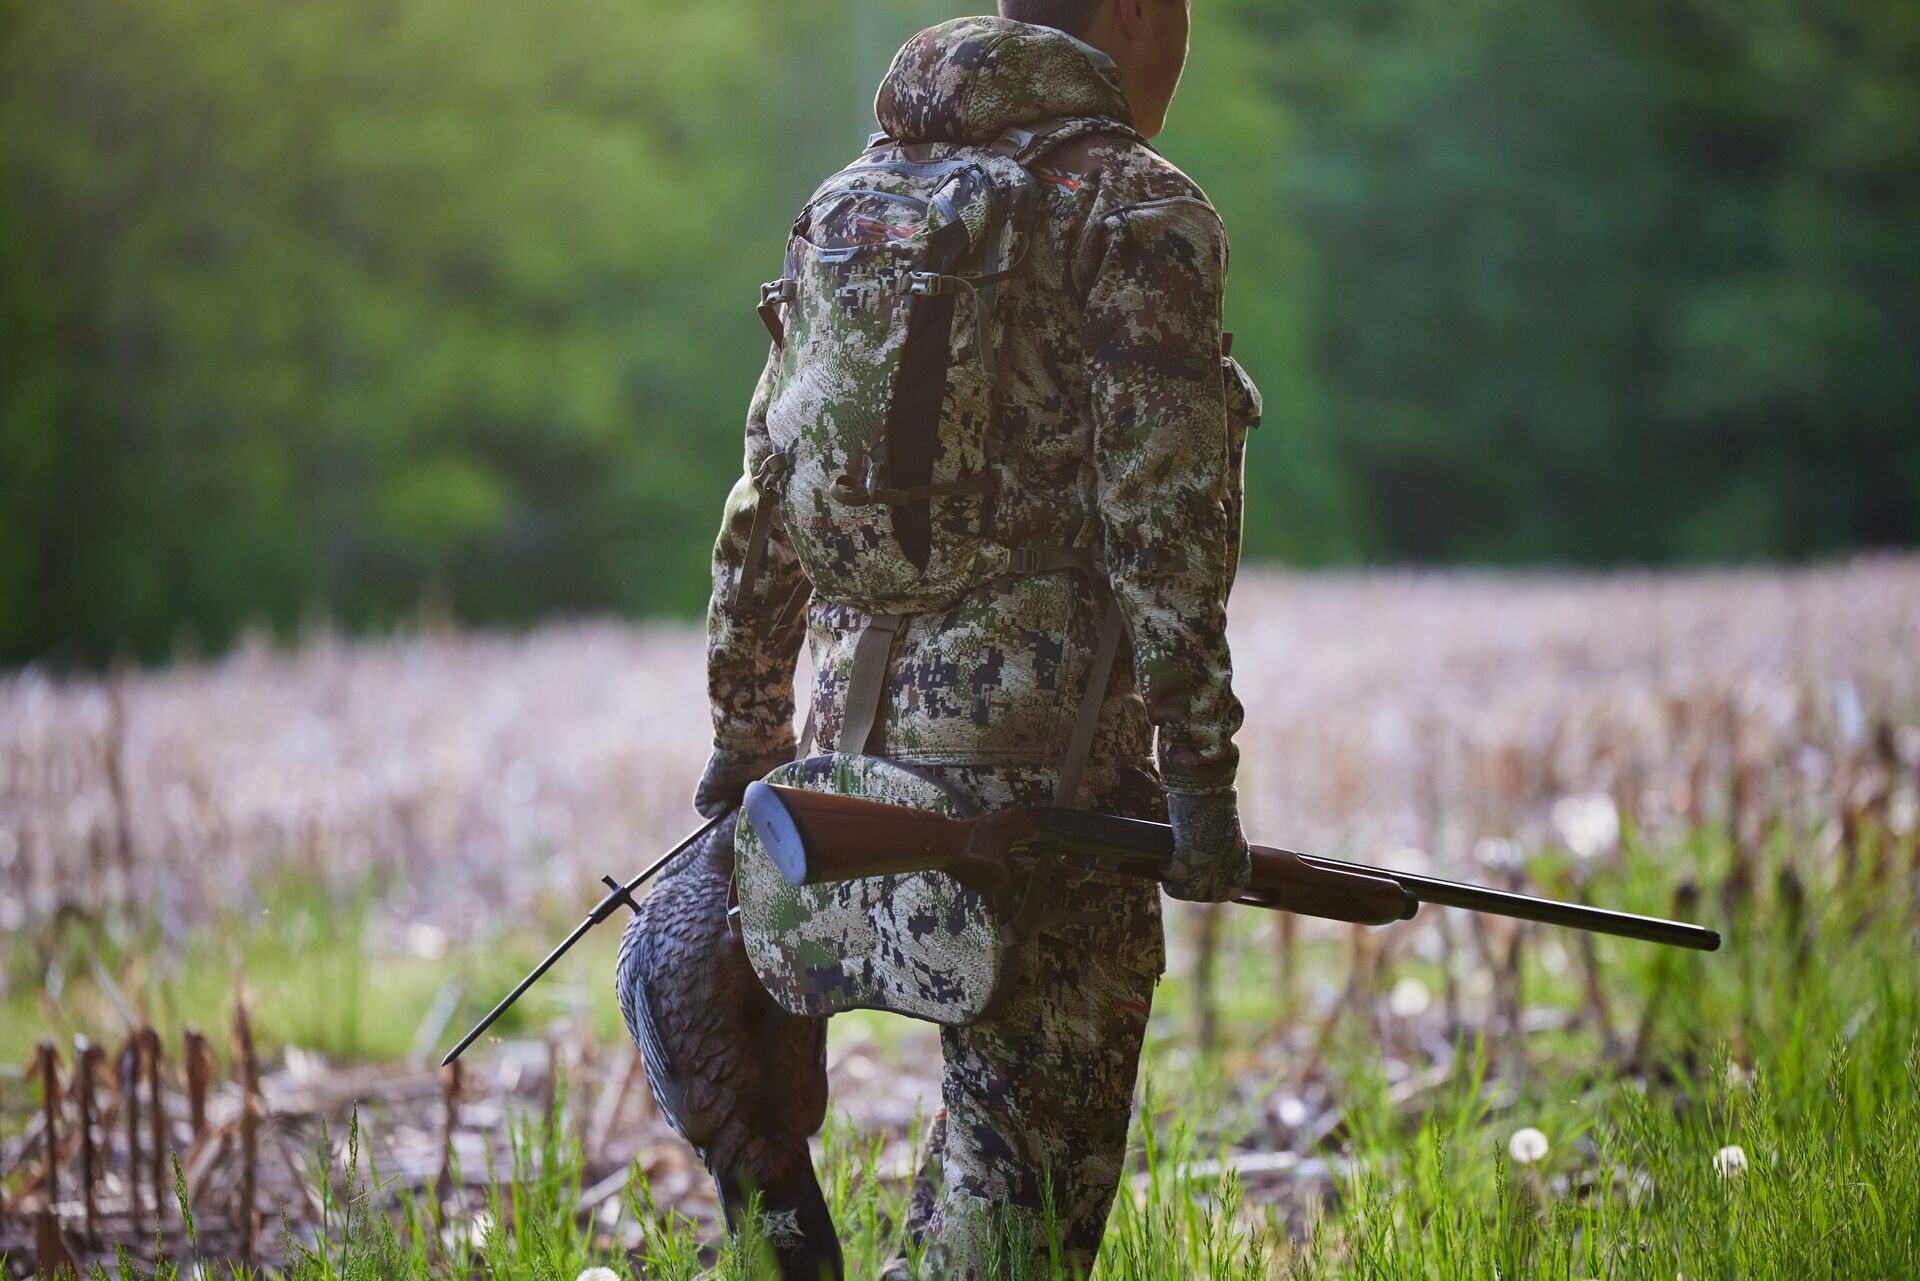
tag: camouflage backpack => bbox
[737,116,1142,618]
[730,119,1151,1027]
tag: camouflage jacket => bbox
[705,16,1259,804]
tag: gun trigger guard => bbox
[1054,857,1099,887]
[950,811,1029,893]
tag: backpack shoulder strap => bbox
[861,116,1142,166]
[986,114,1146,167]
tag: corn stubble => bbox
[2,559,1918,1277]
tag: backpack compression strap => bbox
[810,546,1127,948]
[823,546,1125,810]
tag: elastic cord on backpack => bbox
[901,248,1027,379]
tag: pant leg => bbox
[874,763,1166,1279]
[614,810,843,1279]
[919,870,1164,1279]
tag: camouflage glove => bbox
[694,742,795,819]
[1162,790,1253,904]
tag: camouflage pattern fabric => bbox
[1163,787,1255,903]
[873,17,1131,145]
[762,157,1006,614]
[683,14,1259,1276]
[736,753,1015,1024]
[709,15,1258,802]
[880,764,1164,1281]
[696,740,803,819]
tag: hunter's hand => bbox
[694,742,796,818]
[1162,790,1253,904]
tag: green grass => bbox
[1,872,642,1065]
[12,820,1920,1278]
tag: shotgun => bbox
[742,782,1721,952]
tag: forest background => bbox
[3,0,1916,665]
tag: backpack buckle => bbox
[990,126,1038,158]
[830,443,883,507]
[905,272,946,297]
[1008,547,1044,575]
[758,278,796,346]
[752,449,791,494]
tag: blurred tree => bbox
[1609,0,1920,556]
[0,0,1914,664]
[0,0,841,661]
[1241,0,1919,563]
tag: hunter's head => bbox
[998,0,1192,139]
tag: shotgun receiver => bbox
[742,782,1721,952]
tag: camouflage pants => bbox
[848,763,1166,1279]
[617,765,1164,1280]
[884,851,1164,1280]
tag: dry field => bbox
[5,558,1915,938]
[3,557,1918,1276]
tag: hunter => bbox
[616,0,1260,1275]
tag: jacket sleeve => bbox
[1079,196,1246,797]
[706,345,811,756]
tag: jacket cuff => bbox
[693,741,797,818]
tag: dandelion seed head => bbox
[408,921,450,960]
[1474,836,1525,870]
[1889,789,1916,836]
[1389,977,1432,1018]
[1508,1126,1549,1164]
[1713,1144,1748,1177]
[1551,792,1619,859]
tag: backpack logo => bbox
[1033,166,1084,193]
[853,215,918,243]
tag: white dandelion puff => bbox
[1508,1126,1550,1164]
[1474,836,1525,871]
[1389,977,1432,1018]
[1551,792,1619,859]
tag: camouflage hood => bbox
[874,16,1132,144]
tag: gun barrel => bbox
[1300,854,1721,952]
[747,785,1720,953]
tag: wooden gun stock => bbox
[741,783,1722,951]
[743,782,1414,925]
[742,781,1011,892]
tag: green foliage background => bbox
[3,0,1916,663]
